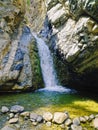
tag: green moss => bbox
[29,39,44,90]
[27,0,30,6]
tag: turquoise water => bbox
[0,91,98,129]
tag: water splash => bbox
[32,33,71,93]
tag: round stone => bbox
[53,112,68,124]
[1,106,9,113]
[71,124,82,130]
[43,112,53,122]
[9,113,14,119]
[36,115,43,123]
[10,105,24,113]
[46,122,52,127]
[93,118,98,129]
[73,118,80,125]
[32,121,38,126]
[30,112,38,120]
[65,118,72,126]
[79,117,86,123]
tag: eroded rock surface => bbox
[46,0,98,92]
[0,0,44,92]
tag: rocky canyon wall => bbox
[46,0,98,92]
[0,0,98,92]
[0,0,44,92]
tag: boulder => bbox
[93,118,98,129]
[53,112,68,124]
[36,115,43,123]
[43,112,53,122]
[10,105,24,113]
[30,112,38,121]
[1,106,9,113]
[30,112,43,123]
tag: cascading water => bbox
[32,33,71,92]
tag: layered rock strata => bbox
[46,0,98,92]
[0,0,44,92]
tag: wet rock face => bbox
[0,1,43,92]
[0,26,43,92]
[46,0,98,92]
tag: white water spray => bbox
[32,33,71,92]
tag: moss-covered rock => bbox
[29,38,44,89]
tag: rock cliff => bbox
[46,0,98,92]
[0,0,44,92]
[0,0,98,92]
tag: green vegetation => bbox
[27,0,30,6]
[29,39,44,89]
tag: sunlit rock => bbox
[53,112,68,124]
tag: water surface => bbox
[0,91,98,128]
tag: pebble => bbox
[36,115,43,123]
[14,113,19,118]
[65,118,72,126]
[93,118,98,129]
[60,124,65,129]
[89,114,95,121]
[95,114,98,118]
[80,116,86,123]
[71,124,82,130]
[46,121,52,127]
[84,116,89,121]
[9,113,14,119]
[32,121,38,126]
[73,117,80,125]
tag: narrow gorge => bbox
[0,0,98,130]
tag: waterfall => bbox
[32,33,71,92]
